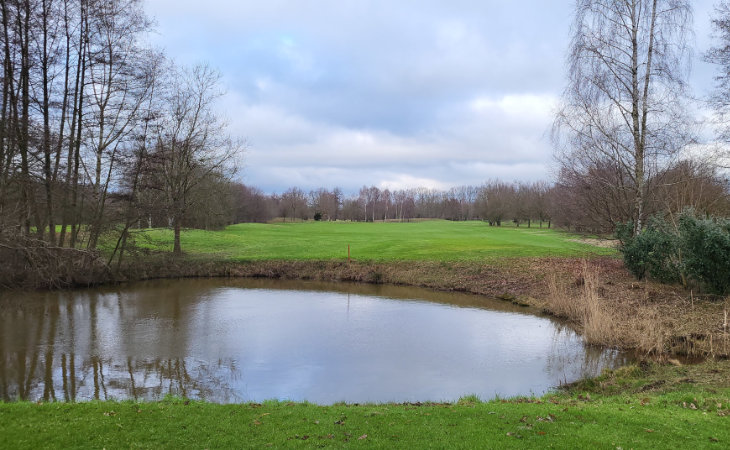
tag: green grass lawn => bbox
[134,220,615,261]
[2,389,728,449]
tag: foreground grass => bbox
[136,220,615,261]
[2,387,728,449]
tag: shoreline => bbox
[2,381,729,448]
[114,255,728,358]
[5,251,723,358]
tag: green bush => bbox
[616,217,680,283]
[678,213,730,295]
[617,211,730,295]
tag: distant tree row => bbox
[229,181,556,228]
[226,159,729,233]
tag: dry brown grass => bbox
[543,260,676,355]
[580,262,617,347]
[546,271,580,319]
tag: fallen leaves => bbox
[287,435,309,441]
[536,414,556,423]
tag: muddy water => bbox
[0,279,631,404]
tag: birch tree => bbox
[554,0,693,233]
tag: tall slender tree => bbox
[554,0,693,233]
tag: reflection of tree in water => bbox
[122,357,242,403]
[544,323,632,384]
[0,284,242,403]
[2,353,241,403]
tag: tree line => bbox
[0,0,240,268]
[230,182,553,226]
[227,170,729,231]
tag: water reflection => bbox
[0,279,631,404]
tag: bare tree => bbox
[280,187,307,221]
[146,64,241,255]
[82,0,156,249]
[554,0,693,234]
[655,159,730,221]
[475,180,514,226]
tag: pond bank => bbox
[116,255,729,358]
[3,252,727,357]
[2,366,729,449]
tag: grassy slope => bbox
[2,388,728,449]
[137,220,615,261]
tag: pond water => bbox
[0,279,631,404]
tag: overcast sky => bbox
[144,0,719,194]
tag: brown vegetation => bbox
[0,234,110,289]
[543,260,728,358]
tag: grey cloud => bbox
[145,0,718,193]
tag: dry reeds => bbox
[544,260,615,344]
[579,262,616,346]
[631,306,670,355]
[546,271,582,319]
[543,260,670,353]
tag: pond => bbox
[0,279,631,404]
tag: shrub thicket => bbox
[679,214,730,295]
[617,211,730,294]
[615,218,680,283]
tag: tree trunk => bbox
[41,0,56,245]
[634,0,658,234]
[69,6,87,249]
[173,217,182,255]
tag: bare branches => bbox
[706,1,730,168]
[0,0,244,276]
[139,63,243,255]
[554,0,693,233]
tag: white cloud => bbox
[144,0,720,193]
[378,175,450,191]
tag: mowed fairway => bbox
[140,220,614,261]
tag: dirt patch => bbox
[568,237,618,249]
